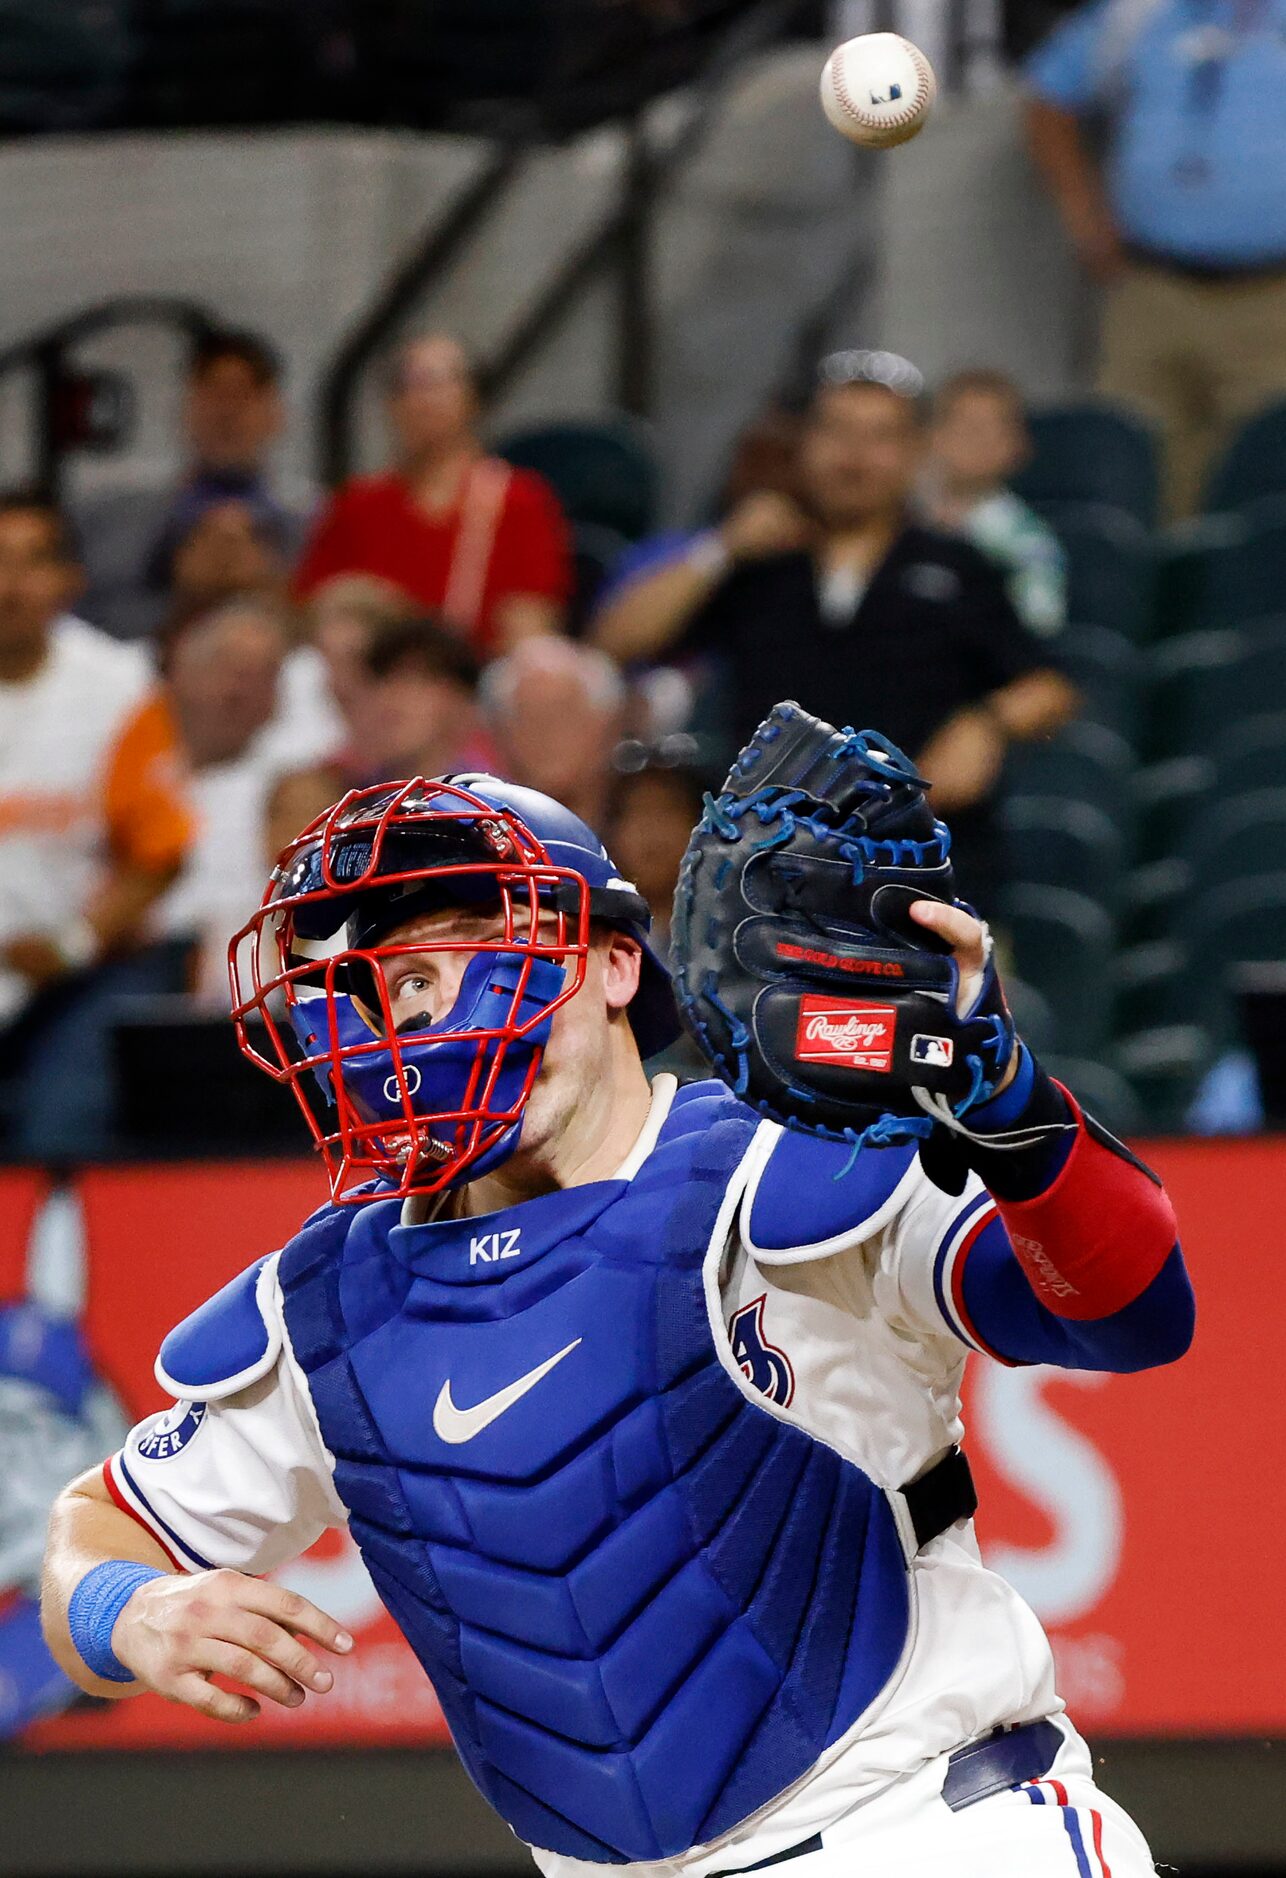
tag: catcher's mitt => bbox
[671,701,1016,1153]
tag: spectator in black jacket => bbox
[593,353,1077,905]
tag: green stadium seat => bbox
[1004,720,1135,827]
[1180,788,1286,895]
[1133,755,1211,865]
[1132,784,1286,946]
[1042,503,1155,641]
[1212,712,1286,792]
[1114,940,1189,1036]
[1001,796,1127,909]
[1203,398,1286,514]
[1013,402,1160,530]
[567,521,630,633]
[1156,504,1286,636]
[1173,874,1286,1035]
[1152,514,1242,639]
[1001,884,1115,1055]
[1057,623,1145,741]
[1003,975,1058,1059]
[496,417,661,543]
[1113,1025,1213,1133]
[1043,1056,1144,1134]
[1146,623,1286,758]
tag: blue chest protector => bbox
[276,1086,916,1863]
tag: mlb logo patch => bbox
[910,1034,954,1068]
[795,996,896,1072]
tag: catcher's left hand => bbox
[670,701,1018,1151]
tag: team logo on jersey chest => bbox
[728,1296,795,1406]
[137,1400,206,1461]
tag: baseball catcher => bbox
[43,705,1191,1876]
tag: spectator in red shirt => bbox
[294,333,573,653]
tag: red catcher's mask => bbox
[229,778,591,1203]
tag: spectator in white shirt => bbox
[154,596,341,1001]
[0,491,192,1156]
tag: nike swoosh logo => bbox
[432,1338,582,1445]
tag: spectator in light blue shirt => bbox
[1024,0,1286,513]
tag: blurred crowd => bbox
[0,323,1078,1158]
[2,0,1284,1158]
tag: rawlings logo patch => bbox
[795,996,895,1071]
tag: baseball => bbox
[819,33,937,149]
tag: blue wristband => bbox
[67,1561,166,1683]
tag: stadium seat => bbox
[1173,874,1286,1036]
[1042,503,1155,641]
[1001,884,1115,1055]
[1043,1056,1144,1135]
[1114,938,1190,1035]
[1132,755,1211,865]
[1003,974,1058,1060]
[1056,623,1145,741]
[1212,712,1286,793]
[1013,403,1160,531]
[1114,1025,1213,1133]
[1211,502,1286,624]
[567,521,630,633]
[1004,720,1135,828]
[1179,788,1286,896]
[1152,514,1241,640]
[1203,397,1286,514]
[1155,503,1286,636]
[1146,622,1286,758]
[1001,796,1127,909]
[496,417,661,543]
[1131,785,1286,947]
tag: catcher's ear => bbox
[869,883,955,953]
[600,929,643,1014]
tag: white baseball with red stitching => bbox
[820,33,937,149]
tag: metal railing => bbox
[316,0,819,483]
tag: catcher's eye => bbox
[387,967,437,1023]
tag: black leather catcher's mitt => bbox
[671,701,1017,1152]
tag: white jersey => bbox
[111,1075,1064,1878]
[0,617,153,1021]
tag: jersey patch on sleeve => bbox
[740,1123,921,1263]
[156,1256,281,1400]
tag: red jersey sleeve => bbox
[490,470,574,603]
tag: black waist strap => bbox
[708,1717,1064,1873]
[942,1716,1065,1810]
[902,1444,977,1549]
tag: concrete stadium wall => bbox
[0,66,1086,525]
